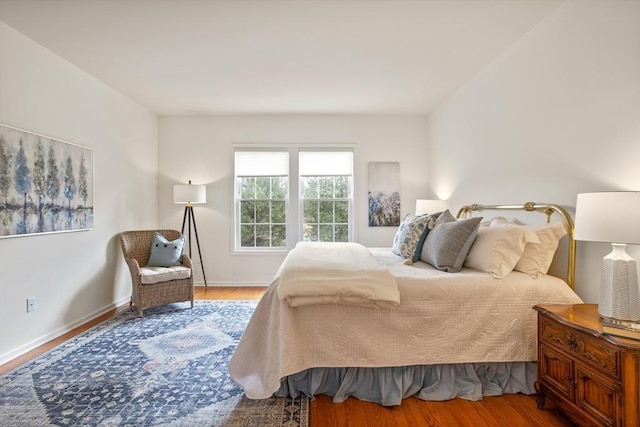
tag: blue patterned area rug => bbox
[0,301,309,426]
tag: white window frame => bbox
[232,144,355,253]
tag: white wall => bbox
[158,115,429,284]
[0,23,159,363]
[426,1,640,303]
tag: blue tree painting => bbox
[0,124,94,238]
[368,162,401,227]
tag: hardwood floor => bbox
[310,394,574,427]
[194,285,266,300]
[1,286,576,426]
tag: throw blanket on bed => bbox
[276,242,400,308]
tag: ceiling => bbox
[0,0,563,116]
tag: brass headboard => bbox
[456,202,575,289]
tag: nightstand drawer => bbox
[540,316,620,379]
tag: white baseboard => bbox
[0,296,131,367]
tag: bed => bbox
[228,203,584,406]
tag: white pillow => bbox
[517,223,567,277]
[490,220,567,278]
[464,226,539,279]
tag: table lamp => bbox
[574,191,640,331]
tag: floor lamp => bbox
[173,180,207,286]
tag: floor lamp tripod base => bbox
[181,205,207,287]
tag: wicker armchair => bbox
[119,229,194,317]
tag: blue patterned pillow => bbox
[147,232,185,267]
[392,213,436,263]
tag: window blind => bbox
[235,151,289,177]
[299,151,353,176]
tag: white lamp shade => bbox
[173,183,206,204]
[574,192,640,244]
[415,199,447,216]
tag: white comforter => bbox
[276,242,400,308]
[229,248,583,399]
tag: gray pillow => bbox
[420,210,482,273]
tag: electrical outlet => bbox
[27,297,36,313]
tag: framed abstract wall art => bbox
[368,161,400,227]
[0,124,94,238]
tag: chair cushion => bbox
[140,266,191,285]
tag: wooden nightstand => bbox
[534,304,640,427]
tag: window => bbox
[234,148,354,251]
[235,151,289,249]
[300,151,353,242]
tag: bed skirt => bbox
[275,362,537,406]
